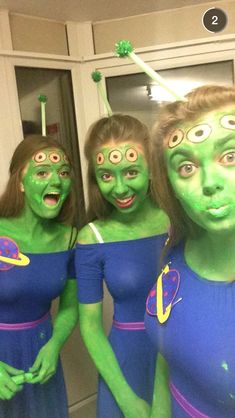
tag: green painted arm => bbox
[51,278,79,347]
[79,302,150,418]
[150,354,171,418]
[29,279,79,384]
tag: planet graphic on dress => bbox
[0,237,30,271]
[146,264,180,324]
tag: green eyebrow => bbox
[96,168,112,173]
[33,164,51,168]
[96,163,142,170]
[214,134,235,149]
[33,165,70,173]
[169,148,195,163]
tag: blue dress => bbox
[0,236,75,418]
[76,234,166,418]
[145,243,235,418]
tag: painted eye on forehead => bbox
[186,124,212,143]
[220,114,235,130]
[125,148,138,162]
[49,152,61,163]
[168,129,184,148]
[96,152,105,165]
[109,150,123,164]
[33,151,47,163]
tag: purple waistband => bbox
[113,320,145,330]
[0,312,50,331]
[170,381,212,418]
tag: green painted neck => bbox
[19,201,54,230]
[185,229,235,281]
[0,205,71,253]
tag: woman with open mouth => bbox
[145,84,235,418]
[75,114,169,418]
[0,134,78,418]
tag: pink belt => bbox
[0,312,50,330]
[170,381,212,418]
[113,320,145,330]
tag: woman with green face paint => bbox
[145,85,235,418]
[75,114,169,418]
[0,135,78,418]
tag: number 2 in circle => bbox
[211,15,218,25]
[202,8,227,33]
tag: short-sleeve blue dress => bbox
[0,235,75,418]
[145,242,235,418]
[76,232,166,418]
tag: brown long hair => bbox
[0,134,76,224]
[84,114,152,221]
[151,84,235,250]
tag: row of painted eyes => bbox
[33,151,69,164]
[179,151,235,177]
[96,148,138,165]
[169,115,235,148]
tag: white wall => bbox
[93,0,235,53]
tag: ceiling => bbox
[0,0,221,23]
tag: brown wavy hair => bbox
[0,134,76,224]
[84,114,153,221]
[151,84,235,250]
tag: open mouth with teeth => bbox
[115,195,136,208]
[43,192,60,207]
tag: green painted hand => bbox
[12,372,36,385]
[0,361,24,400]
[28,339,60,384]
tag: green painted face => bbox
[21,148,71,219]
[94,142,150,214]
[165,108,235,233]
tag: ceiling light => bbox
[147,80,202,103]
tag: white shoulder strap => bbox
[88,222,104,244]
